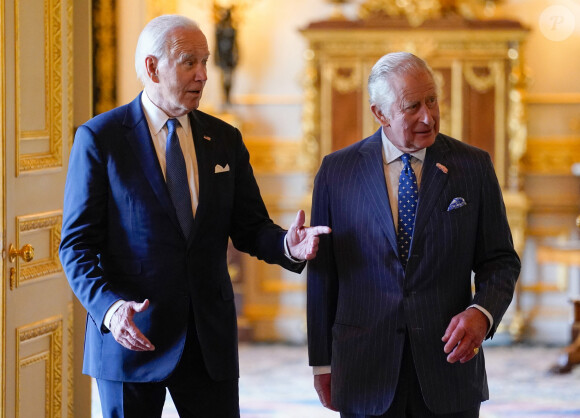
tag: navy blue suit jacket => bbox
[307,130,520,415]
[60,93,303,382]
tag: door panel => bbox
[1,0,78,416]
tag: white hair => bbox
[368,52,435,118]
[135,14,201,85]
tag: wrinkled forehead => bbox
[166,27,209,57]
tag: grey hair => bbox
[368,52,435,118]
[135,14,201,85]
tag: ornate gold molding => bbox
[93,0,116,115]
[12,211,63,289]
[463,62,498,93]
[0,0,4,411]
[67,302,73,418]
[16,316,63,418]
[521,136,580,175]
[246,137,309,174]
[66,0,73,150]
[15,0,63,174]
[324,61,362,94]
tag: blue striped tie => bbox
[397,153,418,269]
[166,118,194,237]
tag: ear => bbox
[145,56,159,82]
[370,104,389,126]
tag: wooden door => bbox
[0,0,91,416]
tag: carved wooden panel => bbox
[16,316,63,418]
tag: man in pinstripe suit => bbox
[307,52,520,417]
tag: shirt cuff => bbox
[103,300,125,330]
[283,234,303,263]
[313,365,332,375]
[468,304,494,336]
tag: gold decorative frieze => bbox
[15,0,63,174]
[67,302,74,418]
[246,138,309,174]
[16,316,63,418]
[324,61,363,94]
[521,137,580,175]
[463,62,499,93]
[12,211,62,289]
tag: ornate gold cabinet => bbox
[301,16,530,339]
[301,17,528,189]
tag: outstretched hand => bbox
[109,299,155,352]
[287,210,331,261]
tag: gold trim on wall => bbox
[66,0,73,151]
[93,0,116,114]
[522,136,580,175]
[16,316,63,418]
[0,0,6,414]
[526,93,580,105]
[245,137,310,174]
[11,211,63,289]
[67,302,73,418]
[15,0,63,174]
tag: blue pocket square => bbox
[447,197,467,211]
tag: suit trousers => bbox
[97,311,240,418]
[340,332,480,418]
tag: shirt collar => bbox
[381,128,426,164]
[141,91,191,134]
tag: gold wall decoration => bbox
[65,0,73,150]
[16,316,63,418]
[245,138,309,174]
[463,62,498,93]
[67,302,73,418]
[11,211,62,289]
[325,61,363,94]
[93,0,117,115]
[358,0,498,27]
[522,137,580,176]
[15,0,63,174]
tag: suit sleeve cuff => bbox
[103,300,125,330]
[468,304,493,336]
[313,365,332,375]
[284,234,304,264]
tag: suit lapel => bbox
[356,130,398,255]
[411,135,450,247]
[187,111,213,243]
[123,94,182,232]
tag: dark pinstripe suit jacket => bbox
[307,129,520,415]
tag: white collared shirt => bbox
[141,92,199,217]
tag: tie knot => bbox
[167,118,179,135]
[400,153,412,166]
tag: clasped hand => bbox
[287,210,331,260]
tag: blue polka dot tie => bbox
[166,118,194,237]
[397,153,418,269]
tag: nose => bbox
[196,64,208,82]
[418,103,435,125]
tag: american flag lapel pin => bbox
[436,163,448,174]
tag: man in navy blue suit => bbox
[307,52,520,417]
[59,14,329,417]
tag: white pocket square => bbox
[214,163,230,173]
[447,197,467,211]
